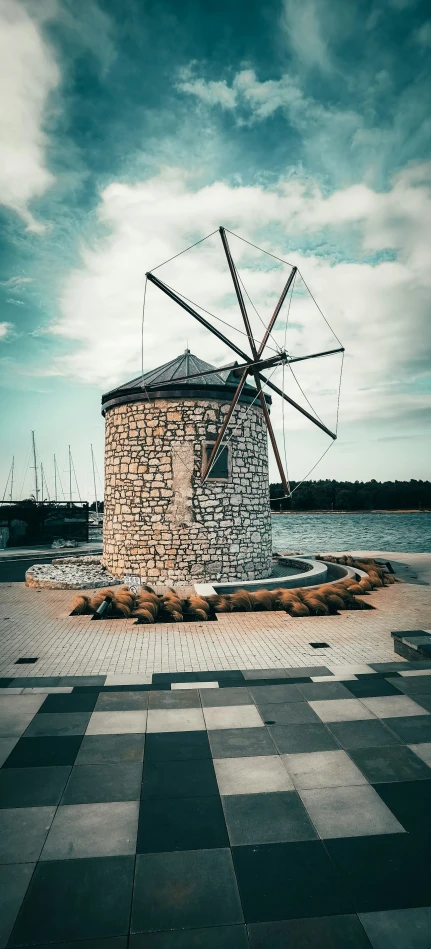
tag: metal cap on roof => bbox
[101,350,271,415]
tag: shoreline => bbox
[271,509,430,515]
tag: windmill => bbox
[145,226,344,496]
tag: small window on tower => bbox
[203,442,230,480]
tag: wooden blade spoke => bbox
[253,376,290,497]
[257,266,297,357]
[219,227,258,358]
[288,347,345,365]
[259,374,337,440]
[201,368,249,483]
[146,272,251,363]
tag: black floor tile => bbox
[387,676,431,695]
[370,663,428,673]
[129,926,249,948]
[218,679,247,689]
[0,765,71,808]
[26,940,128,949]
[268,723,339,754]
[23,712,91,738]
[61,762,143,804]
[359,907,431,949]
[102,685,153,693]
[232,840,353,923]
[222,791,318,846]
[0,804,55,864]
[73,687,103,694]
[129,925,249,949]
[76,734,145,765]
[59,676,106,687]
[410,693,431,712]
[144,731,210,761]
[296,681,354,700]
[326,833,431,912]
[0,863,35,949]
[39,692,99,713]
[373,780,431,836]
[382,716,431,744]
[286,666,333,677]
[137,795,229,852]
[2,736,83,768]
[242,678,295,688]
[257,702,319,726]
[208,727,276,758]
[200,688,252,707]
[344,680,402,698]
[247,914,372,948]
[248,685,303,705]
[96,692,149,711]
[210,671,245,682]
[148,691,200,709]
[348,746,431,783]
[131,849,243,934]
[8,856,134,945]
[0,679,12,688]
[7,678,60,688]
[326,720,402,750]
[141,758,218,798]
[152,673,198,684]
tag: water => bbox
[271,512,431,555]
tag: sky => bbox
[0,0,430,501]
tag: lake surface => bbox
[271,512,431,554]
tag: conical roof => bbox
[101,350,271,414]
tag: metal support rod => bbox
[256,384,290,496]
[32,431,39,502]
[219,227,258,356]
[201,368,249,482]
[146,272,250,364]
[68,445,72,502]
[260,376,336,439]
[54,455,57,502]
[287,346,344,365]
[91,444,98,517]
[10,456,14,502]
[257,267,297,356]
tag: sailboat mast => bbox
[91,444,98,517]
[68,445,72,502]
[32,431,39,502]
[10,456,14,502]
[54,455,57,501]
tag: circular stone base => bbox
[25,561,119,590]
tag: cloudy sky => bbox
[1,0,430,500]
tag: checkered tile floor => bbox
[1,662,431,948]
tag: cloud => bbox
[281,0,332,71]
[0,322,14,340]
[177,69,237,109]
[47,162,431,456]
[0,0,59,231]
[414,21,431,47]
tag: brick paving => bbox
[0,553,430,678]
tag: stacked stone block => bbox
[103,397,272,583]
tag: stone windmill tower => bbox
[102,350,273,583]
[101,227,343,585]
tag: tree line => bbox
[269,479,431,512]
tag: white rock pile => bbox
[25,557,118,590]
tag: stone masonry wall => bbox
[103,397,272,583]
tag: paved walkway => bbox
[0,553,430,678]
[1,663,431,947]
